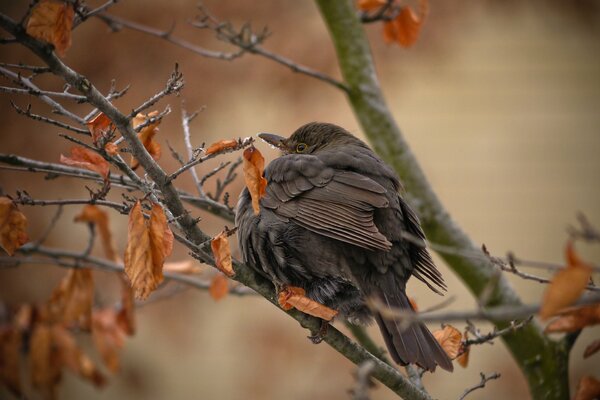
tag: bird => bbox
[235,122,453,372]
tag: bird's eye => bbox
[296,143,307,153]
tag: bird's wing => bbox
[261,155,392,251]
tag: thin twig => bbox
[464,317,533,347]
[458,372,501,400]
[181,104,204,196]
[0,85,87,101]
[10,102,89,135]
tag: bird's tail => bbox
[373,290,453,372]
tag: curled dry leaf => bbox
[433,324,462,359]
[0,327,22,396]
[30,323,61,399]
[26,0,74,57]
[278,286,338,321]
[242,146,267,214]
[131,111,162,170]
[92,308,126,373]
[457,331,470,368]
[75,205,118,262]
[357,0,386,10]
[539,242,593,320]
[124,201,173,299]
[211,231,235,277]
[0,197,28,256]
[116,276,136,336]
[104,142,119,156]
[48,268,94,330]
[574,375,600,400]
[545,304,600,333]
[163,260,202,275]
[60,146,110,180]
[584,339,600,359]
[209,273,229,301]
[205,139,239,155]
[87,112,114,146]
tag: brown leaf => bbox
[60,146,110,180]
[30,323,60,399]
[209,273,229,301]
[205,139,239,155]
[210,231,234,277]
[50,325,106,387]
[539,242,593,320]
[48,268,94,330]
[0,197,28,256]
[163,260,202,274]
[116,276,136,336]
[457,331,469,368]
[242,146,267,214]
[545,304,600,333]
[130,111,161,170]
[104,142,119,156]
[357,0,386,12]
[74,205,118,262]
[0,327,22,396]
[277,286,338,321]
[86,113,114,146]
[584,339,600,359]
[433,324,462,359]
[124,201,173,299]
[382,0,428,48]
[26,0,74,57]
[574,376,600,400]
[92,309,126,373]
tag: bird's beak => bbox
[258,133,287,151]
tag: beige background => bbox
[1,1,599,399]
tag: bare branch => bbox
[464,317,534,347]
[10,101,89,134]
[129,64,183,118]
[0,85,87,101]
[458,372,501,400]
[181,104,204,196]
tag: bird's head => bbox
[258,122,367,155]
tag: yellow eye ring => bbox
[296,143,307,153]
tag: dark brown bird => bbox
[236,122,453,372]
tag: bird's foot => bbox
[307,319,329,344]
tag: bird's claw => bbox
[307,319,329,344]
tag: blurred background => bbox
[1,0,599,399]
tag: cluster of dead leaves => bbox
[0,197,28,256]
[26,0,74,57]
[358,0,428,48]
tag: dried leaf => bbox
[30,323,60,399]
[104,142,119,156]
[116,276,136,336]
[539,242,593,320]
[242,146,267,214]
[92,309,126,373]
[357,0,386,12]
[545,305,600,333]
[278,286,338,321]
[0,197,28,256]
[584,340,600,359]
[210,231,234,277]
[124,201,173,299]
[26,0,74,57]
[163,260,202,274]
[381,0,428,48]
[209,273,229,301]
[574,376,600,400]
[60,146,110,180]
[205,139,239,155]
[51,325,106,387]
[408,297,418,312]
[86,113,113,146]
[457,332,469,368]
[74,205,118,262]
[0,327,22,396]
[49,268,94,330]
[433,324,462,359]
[131,111,161,170]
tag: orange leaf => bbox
[131,111,161,170]
[545,304,600,333]
[86,113,114,146]
[104,142,119,156]
[357,0,387,12]
[26,0,74,57]
[457,331,469,368]
[584,339,600,359]
[574,376,600,400]
[74,205,118,262]
[51,325,106,387]
[92,309,126,373]
[0,327,22,396]
[381,0,428,48]
[278,286,338,321]
[209,273,229,301]
[205,139,239,155]
[60,146,110,180]
[539,242,593,320]
[433,324,462,359]
[163,260,202,274]
[48,268,94,330]
[210,231,234,277]
[124,201,172,299]
[116,276,136,336]
[30,323,61,399]
[0,197,28,256]
[242,146,267,214]
[408,297,419,312]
